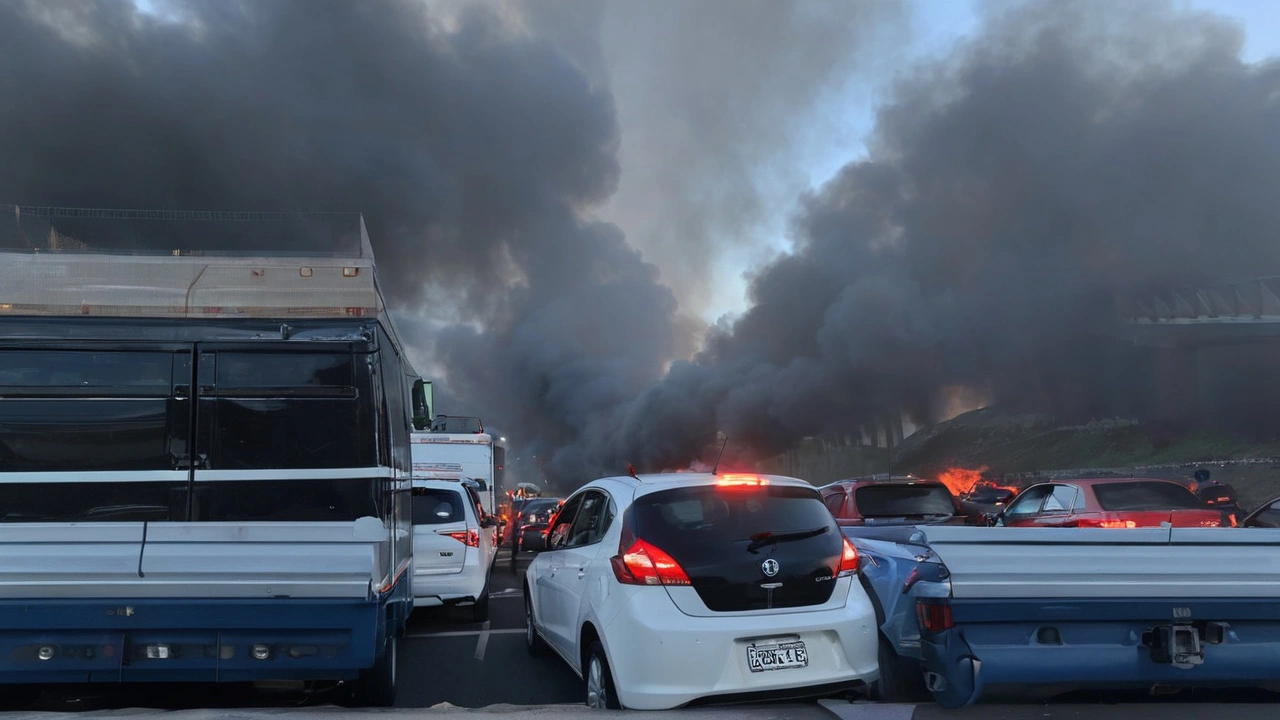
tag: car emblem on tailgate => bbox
[761,559,780,577]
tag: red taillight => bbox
[1096,519,1137,529]
[916,599,954,633]
[836,537,859,577]
[610,538,691,586]
[445,529,480,547]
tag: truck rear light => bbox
[916,599,954,633]
[251,644,272,660]
[144,644,171,659]
[610,538,691,586]
[836,537,859,577]
[37,645,56,661]
[444,529,480,547]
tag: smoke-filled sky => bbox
[2,0,1279,484]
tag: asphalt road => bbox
[16,546,1280,716]
[396,545,581,708]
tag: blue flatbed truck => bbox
[0,208,432,705]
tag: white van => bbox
[410,479,499,621]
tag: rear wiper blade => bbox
[747,526,828,553]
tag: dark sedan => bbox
[511,497,563,553]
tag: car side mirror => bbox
[479,517,496,529]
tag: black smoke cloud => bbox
[0,0,693,480]
[8,0,1280,487]
[0,0,625,318]
[563,0,1280,477]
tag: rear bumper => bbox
[0,597,384,685]
[601,582,879,710]
[920,598,1280,708]
[412,561,488,605]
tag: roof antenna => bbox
[711,436,729,475]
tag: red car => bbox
[991,478,1229,528]
[820,476,972,526]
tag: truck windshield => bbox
[855,484,957,517]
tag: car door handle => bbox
[577,568,586,579]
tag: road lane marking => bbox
[474,620,492,660]
[405,628,526,639]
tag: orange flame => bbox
[937,466,989,496]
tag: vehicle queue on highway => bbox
[5,211,1278,713]
[413,466,1280,710]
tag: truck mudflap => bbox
[0,597,381,685]
[919,627,981,708]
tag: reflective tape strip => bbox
[0,467,395,483]
[0,470,189,484]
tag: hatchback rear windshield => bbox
[628,484,834,548]
[1093,482,1206,512]
[412,489,464,525]
[855,484,956,517]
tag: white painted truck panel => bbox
[919,525,1280,600]
[0,520,387,599]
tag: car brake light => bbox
[610,538,691,586]
[836,537,859,577]
[916,599,954,633]
[717,474,768,488]
[445,529,480,547]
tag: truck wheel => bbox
[350,636,398,707]
[870,636,927,703]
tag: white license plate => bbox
[746,640,808,673]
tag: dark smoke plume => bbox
[0,0,694,480]
[570,0,1280,477]
[7,1,1280,487]
[0,0,625,319]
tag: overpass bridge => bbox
[1119,276,1280,347]
[1117,277,1280,426]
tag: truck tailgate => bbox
[0,519,386,599]
[919,526,1280,599]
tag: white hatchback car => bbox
[523,472,880,710]
[410,479,499,621]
